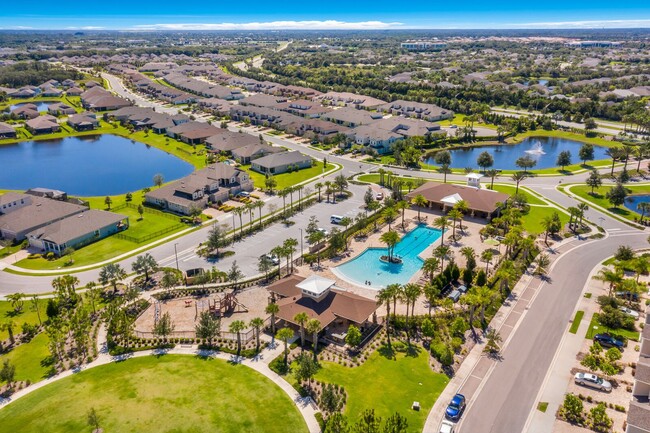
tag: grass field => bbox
[568,184,650,222]
[0,332,51,383]
[0,299,47,340]
[585,313,640,342]
[0,355,309,433]
[569,311,585,334]
[243,162,337,190]
[313,347,449,431]
[490,184,546,205]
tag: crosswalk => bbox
[157,246,198,267]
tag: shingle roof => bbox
[405,183,509,214]
[251,151,311,169]
[0,195,87,235]
[627,400,650,429]
[26,209,126,245]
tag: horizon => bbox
[1,1,649,30]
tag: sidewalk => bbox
[1,327,320,433]
[423,235,592,432]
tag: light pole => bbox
[174,243,180,272]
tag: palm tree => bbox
[276,327,294,367]
[382,206,398,231]
[475,285,495,325]
[462,291,481,330]
[246,202,255,235]
[447,209,462,241]
[403,283,422,322]
[533,254,551,277]
[249,317,265,352]
[377,286,394,349]
[132,253,158,282]
[265,303,280,335]
[229,320,246,356]
[433,245,452,272]
[511,172,527,195]
[307,230,325,268]
[638,202,650,223]
[255,200,265,229]
[314,182,323,202]
[485,169,499,189]
[306,319,321,359]
[422,257,440,282]
[283,238,298,271]
[233,206,245,238]
[294,312,310,350]
[433,216,449,245]
[594,268,623,296]
[324,181,333,203]
[271,245,285,277]
[412,194,428,221]
[605,148,621,176]
[460,246,476,270]
[576,203,589,228]
[278,188,289,217]
[380,230,400,262]
[396,200,409,229]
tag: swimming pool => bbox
[332,225,442,289]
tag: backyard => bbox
[0,355,309,433]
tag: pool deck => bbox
[296,207,500,317]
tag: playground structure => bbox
[195,291,248,319]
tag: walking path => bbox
[0,325,320,433]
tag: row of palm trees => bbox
[313,174,349,204]
[231,199,266,239]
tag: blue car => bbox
[445,394,466,421]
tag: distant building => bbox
[565,41,621,48]
[405,183,509,219]
[626,308,650,433]
[0,122,16,139]
[250,151,312,175]
[401,41,447,51]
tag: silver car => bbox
[619,306,640,319]
[574,372,612,392]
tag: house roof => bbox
[0,122,15,134]
[276,286,378,328]
[296,275,336,296]
[251,151,311,169]
[0,195,87,235]
[406,183,509,214]
[205,130,259,152]
[627,400,650,429]
[232,144,282,159]
[25,115,59,130]
[26,209,126,246]
[267,275,306,298]
[0,192,29,208]
[636,357,650,385]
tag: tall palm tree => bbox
[434,245,452,272]
[433,216,449,245]
[246,202,255,235]
[265,303,280,335]
[229,320,246,356]
[276,327,294,367]
[324,181,333,203]
[422,257,440,282]
[283,238,298,271]
[249,317,265,352]
[594,268,623,296]
[396,200,409,229]
[460,246,476,270]
[278,188,289,217]
[255,200,265,229]
[377,286,394,349]
[475,285,495,325]
[481,250,494,274]
[485,169,499,189]
[447,209,462,241]
[412,194,428,221]
[511,172,527,195]
[403,283,422,320]
[233,206,245,238]
[314,182,323,202]
[294,312,310,350]
[638,202,650,223]
[605,148,622,176]
[380,230,400,262]
[383,206,398,231]
[577,202,589,228]
[306,319,321,359]
[271,245,285,277]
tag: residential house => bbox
[67,113,99,131]
[0,193,87,241]
[377,100,453,122]
[48,102,76,116]
[267,275,379,345]
[315,92,386,109]
[251,151,312,175]
[65,87,83,96]
[145,163,253,214]
[11,104,40,119]
[273,99,333,118]
[405,182,509,219]
[627,308,650,433]
[231,144,283,164]
[26,209,129,256]
[0,122,16,139]
[80,87,132,111]
[166,121,222,144]
[25,115,60,134]
[205,130,260,154]
[239,94,287,108]
[320,107,383,128]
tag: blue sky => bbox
[1,1,649,29]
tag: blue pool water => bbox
[333,225,442,289]
[9,102,53,112]
[624,194,650,214]
[424,136,610,170]
[0,134,194,196]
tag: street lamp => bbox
[174,243,180,272]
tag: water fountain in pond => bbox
[525,141,546,156]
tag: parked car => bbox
[445,394,466,421]
[457,285,468,294]
[376,192,384,200]
[574,372,612,392]
[263,254,280,265]
[317,228,329,237]
[615,291,639,302]
[619,306,640,319]
[439,420,456,433]
[594,333,625,350]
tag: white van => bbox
[330,215,343,224]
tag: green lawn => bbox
[569,311,585,334]
[585,313,640,342]
[0,355,308,433]
[243,162,337,190]
[490,184,546,205]
[0,355,307,433]
[313,347,449,431]
[523,206,570,235]
[0,332,51,383]
[569,184,650,222]
[0,299,47,340]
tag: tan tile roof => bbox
[406,183,509,214]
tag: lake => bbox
[8,102,53,112]
[624,194,650,214]
[425,136,610,170]
[0,134,194,196]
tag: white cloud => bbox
[507,19,650,29]
[131,20,404,31]
[64,26,106,30]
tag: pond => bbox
[0,134,194,196]
[425,136,610,170]
[624,194,650,214]
[8,102,53,112]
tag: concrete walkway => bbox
[0,326,320,433]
